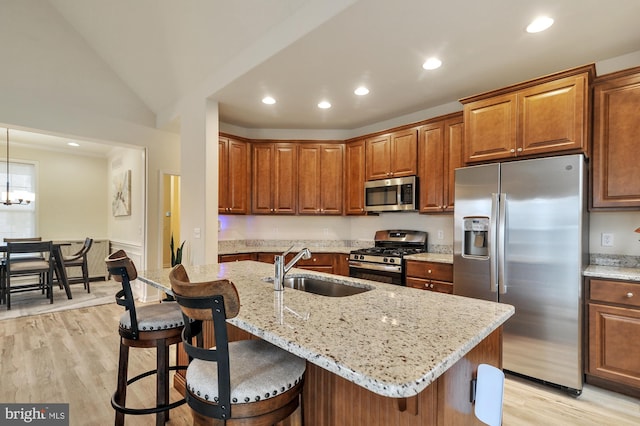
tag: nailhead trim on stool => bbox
[186,339,306,405]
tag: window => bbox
[0,160,37,239]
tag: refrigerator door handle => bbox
[490,193,499,293]
[498,193,507,294]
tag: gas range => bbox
[349,230,428,285]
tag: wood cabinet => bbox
[586,278,640,397]
[218,136,250,214]
[366,128,417,180]
[298,143,344,215]
[591,67,640,210]
[418,113,463,213]
[257,252,336,274]
[461,65,594,163]
[345,139,366,215]
[405,260,453,294]
[218,253,256,263]
[251,142,297,214]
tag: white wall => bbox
[0,0,181,269]
[107,147,146,248]
[10,144,108,240]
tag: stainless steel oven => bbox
[349,230,428,285]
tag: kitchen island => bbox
[139,261,514,425]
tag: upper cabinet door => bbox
[390,128,418,177]
[592,68,640,209]
[219,136,249,214]
[518,74,588,156]
[443,116,464,212]
[418,122,445,213]
[464,93,517,163]
[345,140,366,215]
[319,144,344,215]
[273,143,297,214]
[251,143,275,214]
[365,134,391,180]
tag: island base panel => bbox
[174,323,502,426]
[303,328,501,426]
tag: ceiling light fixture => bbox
[354,86,369,96]
[2,128,35,205]
[526,16,554,33]
[262,96,276,105]
[318,101,331,109]
[67,142,80,147]
[422,57,442,70]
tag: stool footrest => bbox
[111,365,188,416]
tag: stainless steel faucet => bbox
[273,245,312,291]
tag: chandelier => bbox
[3,128,35,205]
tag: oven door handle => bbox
[349,261,402,273]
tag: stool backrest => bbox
[169,264,240,420]
[105,249,140,339]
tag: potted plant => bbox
[170,234,185,266]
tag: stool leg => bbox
[157,339,170,425]
[114,342,129,426]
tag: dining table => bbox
[0,242,73,301]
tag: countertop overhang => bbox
[139,261,513,398]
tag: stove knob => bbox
[359,255,364,260]
[383,257,388,263]
[389,258,395,263]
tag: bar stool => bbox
[106,250,186,425]
[169,264,306,426]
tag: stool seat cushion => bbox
[187,339,306,404]
[120,301,185,331]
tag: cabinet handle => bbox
[627,292,634,298]
[517,148,523,152]
[313,258,317,262]
[427,269,432,274]
[510,149,515,153]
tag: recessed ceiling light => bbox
[262,96,276,105]
[318,101,331,109]
[422,57,442,70]
[526,16,554,33]
[67,142,80,147]
[354,86,369,96]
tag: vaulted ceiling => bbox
[33,0,640,131]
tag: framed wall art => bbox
[112,169,131,216]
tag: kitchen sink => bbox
[263,275,373,297]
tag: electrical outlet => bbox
[437,230,444,240]
[601,233,614,247]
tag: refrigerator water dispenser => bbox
[462,217,489,258]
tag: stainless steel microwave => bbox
[364,176,418,212]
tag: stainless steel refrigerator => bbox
[453,154,588,395]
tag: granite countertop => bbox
[139,261,513,398]
[404,253,453,264]
[219,245,353,255]
[584,265,640,282]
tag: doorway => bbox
[162,173,181,268]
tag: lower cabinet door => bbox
[588,303,640,388]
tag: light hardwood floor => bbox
[1,302,638,425]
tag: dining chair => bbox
[4,241,55,309]
[62,237,93,293]
[105,250,186,426]
[169,264,306,426]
